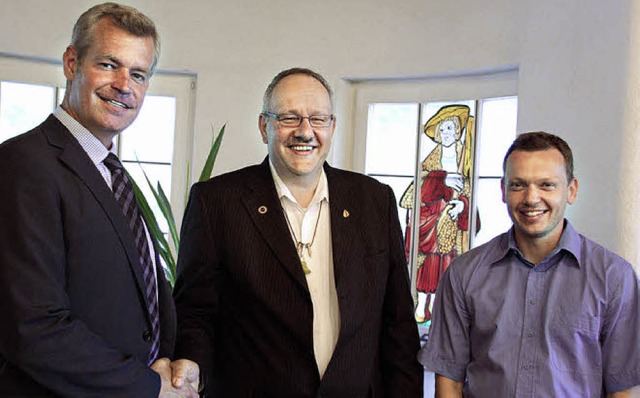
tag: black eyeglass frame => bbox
[262,112,335,128]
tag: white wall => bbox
[517,0,640,266]
[1,0,638,266]
[0,0,522,170]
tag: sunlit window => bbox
[121,95,177,233]
[1,81,177,235]
[474,96,518,245]
[0,81,56,143]
[365,103,419,236]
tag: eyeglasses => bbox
[262,112,334,128]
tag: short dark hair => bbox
[71,2,160,74]
[503,131,574,182]
[262,67,334,112]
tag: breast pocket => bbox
[550,312,602,374]
[363,250,389,285]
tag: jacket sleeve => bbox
[173,183,219,392]
[380,185,424,397]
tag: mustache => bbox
[289,136,314,144]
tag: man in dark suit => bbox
[0,3,197,396]
[174,68,423,397]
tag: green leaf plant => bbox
[130,124,226,288]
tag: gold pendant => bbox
[301,259,311,275]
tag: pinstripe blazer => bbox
[0,115,176,396]
[174,158,422,397]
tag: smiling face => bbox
[502,148,578,249]
[61,18,155,147]
[258,74,336,186]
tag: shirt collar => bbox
[269,160,329,208]
[501,219,582,269]
[555,220,582,266]
[53,106,111,166]
[484,231,513,266]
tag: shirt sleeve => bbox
[601,260,640,393]
[417,262,470,382]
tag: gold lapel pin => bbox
[343,209,350,218]
[258,205,268,214]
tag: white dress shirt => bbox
[269,162,340,378]
[53,107,158,286]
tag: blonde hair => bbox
[71,2,160,74]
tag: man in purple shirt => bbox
[419,131,640,397]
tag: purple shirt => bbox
[419,221,640,397]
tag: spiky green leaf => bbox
[129,122,227,289]
[130,175,176,283]
[157,183,179,253]
[198,124,226,182]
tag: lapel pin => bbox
[343,209,350,218]
[258,205,268,214]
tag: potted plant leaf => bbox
[130,124,225,287]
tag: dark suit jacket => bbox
[174,159,422,397]
[0,115,176,397]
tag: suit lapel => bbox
[325,165,375,337]
[44,116,153,320]
[325,165,359,291]
[240,160,309,290]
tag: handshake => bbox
[151,358,201,397]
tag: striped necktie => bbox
[103,153,160,364]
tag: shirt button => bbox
[528,299,535,305]
[528,332,534,338]
[142,330,152,342]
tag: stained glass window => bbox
[364,96,517,333]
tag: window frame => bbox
[341,68,518,298]
[0,52,197,228]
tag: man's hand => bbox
[170,359,200,392]
[151,358,199,398]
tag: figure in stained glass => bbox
[400,104,478,324]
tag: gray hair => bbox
[262,67,333,112]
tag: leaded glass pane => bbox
[0,81,55,143]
